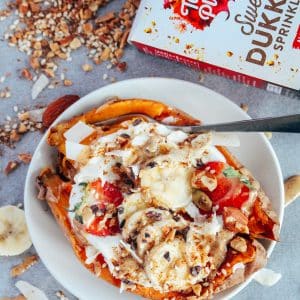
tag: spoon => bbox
[95,113,300,133]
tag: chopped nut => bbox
[18,153,32,164]
[44,69,55,78]
[192,283,202,296]
[63,79,73,86]
[18,123,28,133]
[226,51,233,57]
[240,103,249,112]
[55,290,68,300]
[101,47,111,61]
[10,255,38,277]
[200,175,217,192]
[82,23,93,34]
[70,38,81,50]
[144,28,152,33]
[2,0,139,81]
[82,64,93,72]
[29,57,40,70]
[10,130,20,142]
[230,237,247,253]
[20,68,32,81]
[4,160,20,175]
[223,207,249,234]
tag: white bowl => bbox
[24,78,284,300]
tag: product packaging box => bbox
[129,0,300,97]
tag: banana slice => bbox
[122,208,170,241]
[0,206,32,256]
[136,218,187,258]
[144,239,190,292]
[118,192,147,224]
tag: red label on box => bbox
[164,0,232,30]
[293,25,300,49]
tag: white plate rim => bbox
[24,77,284,300]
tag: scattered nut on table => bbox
[10,255,39,277]
[285,175,300,206]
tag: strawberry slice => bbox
[204,161,226,175]
[86,216,120,236]
[85,179,123,236]
[193,161,250,214]
[89,179,123,206]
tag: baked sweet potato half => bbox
[37,98,279,299]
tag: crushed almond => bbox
[3,0,140,82]
[4,160,20,175]
[63,79,73,86]
[18,153,32,164]
[55,290,68,300]
[230,237,247,253]
[240,103,249,112]
[82,64,93,72]
[10,255,39,277]
[20,68,32,81]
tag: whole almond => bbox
[42,95,80,128]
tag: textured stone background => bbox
[0,1,300,299]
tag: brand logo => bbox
[164,0,232,30]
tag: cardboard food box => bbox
[129,0,300,98]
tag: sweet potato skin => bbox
[38,98,278,299]
[48,98,200,154]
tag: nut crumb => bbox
[230,236,247,253]
[10,255,39,277]
[63,79,73,86]
[240,103,249,112]
[20,68,32,81]
[55,290,68,300]
[18,153,32,164]
[4,160,20,175]
[144,27,152,33]
[226,51,233,57]
[82,64,93,72]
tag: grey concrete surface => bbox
[0,1,300,299]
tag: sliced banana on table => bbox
[0,205,32,256]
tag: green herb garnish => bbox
[79,182,88,187]
[223,167,254,190]
[240,177,254,189]
[223,167,240,178]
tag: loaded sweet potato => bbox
[37,98,279,299]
